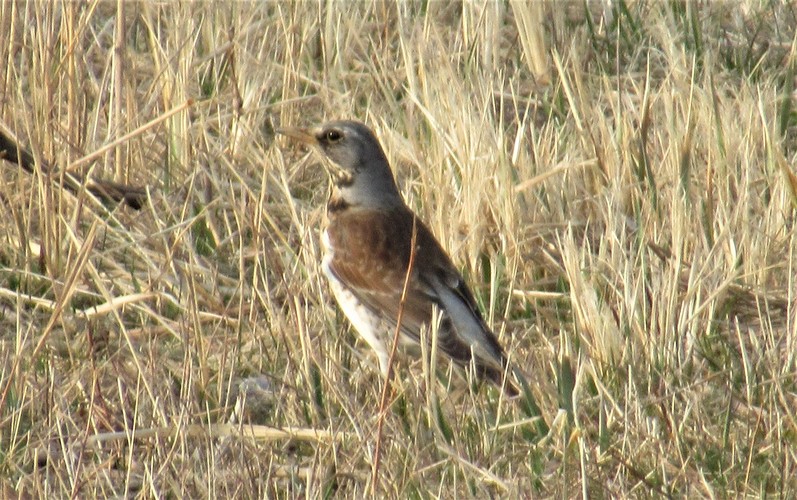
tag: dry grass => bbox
[1,1,796,497]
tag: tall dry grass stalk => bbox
[1,2,795,497]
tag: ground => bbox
[0,2,795,497]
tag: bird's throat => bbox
[327,187,351,213]
[332,168,354,187]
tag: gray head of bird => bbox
[277,120,403,208]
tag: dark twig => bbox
[370,216,418,495]
[0,122,148,209]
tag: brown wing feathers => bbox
[326,205,516,394]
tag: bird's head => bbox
[277,120,402,208]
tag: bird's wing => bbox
[416,260,518,395]
[326,207,508,373]
[325,207,434,343]
[419,263,506,370]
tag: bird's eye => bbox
[325,130,343,142]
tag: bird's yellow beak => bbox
[276,126,318,145]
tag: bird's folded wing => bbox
[420,267,507,370]
[326,206,508,371]
[326,254,431,343]
[327,243,503,370]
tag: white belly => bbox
[322,229,390,375]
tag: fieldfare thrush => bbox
[278,120,520,397]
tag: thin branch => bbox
[370,215,418,494]
[0,121,148,209]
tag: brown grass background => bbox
[1,2,796,497]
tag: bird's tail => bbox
[481,361,549,436]
[511,365,549,436]
[478,362,519,398]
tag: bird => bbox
[277,120,520,397]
